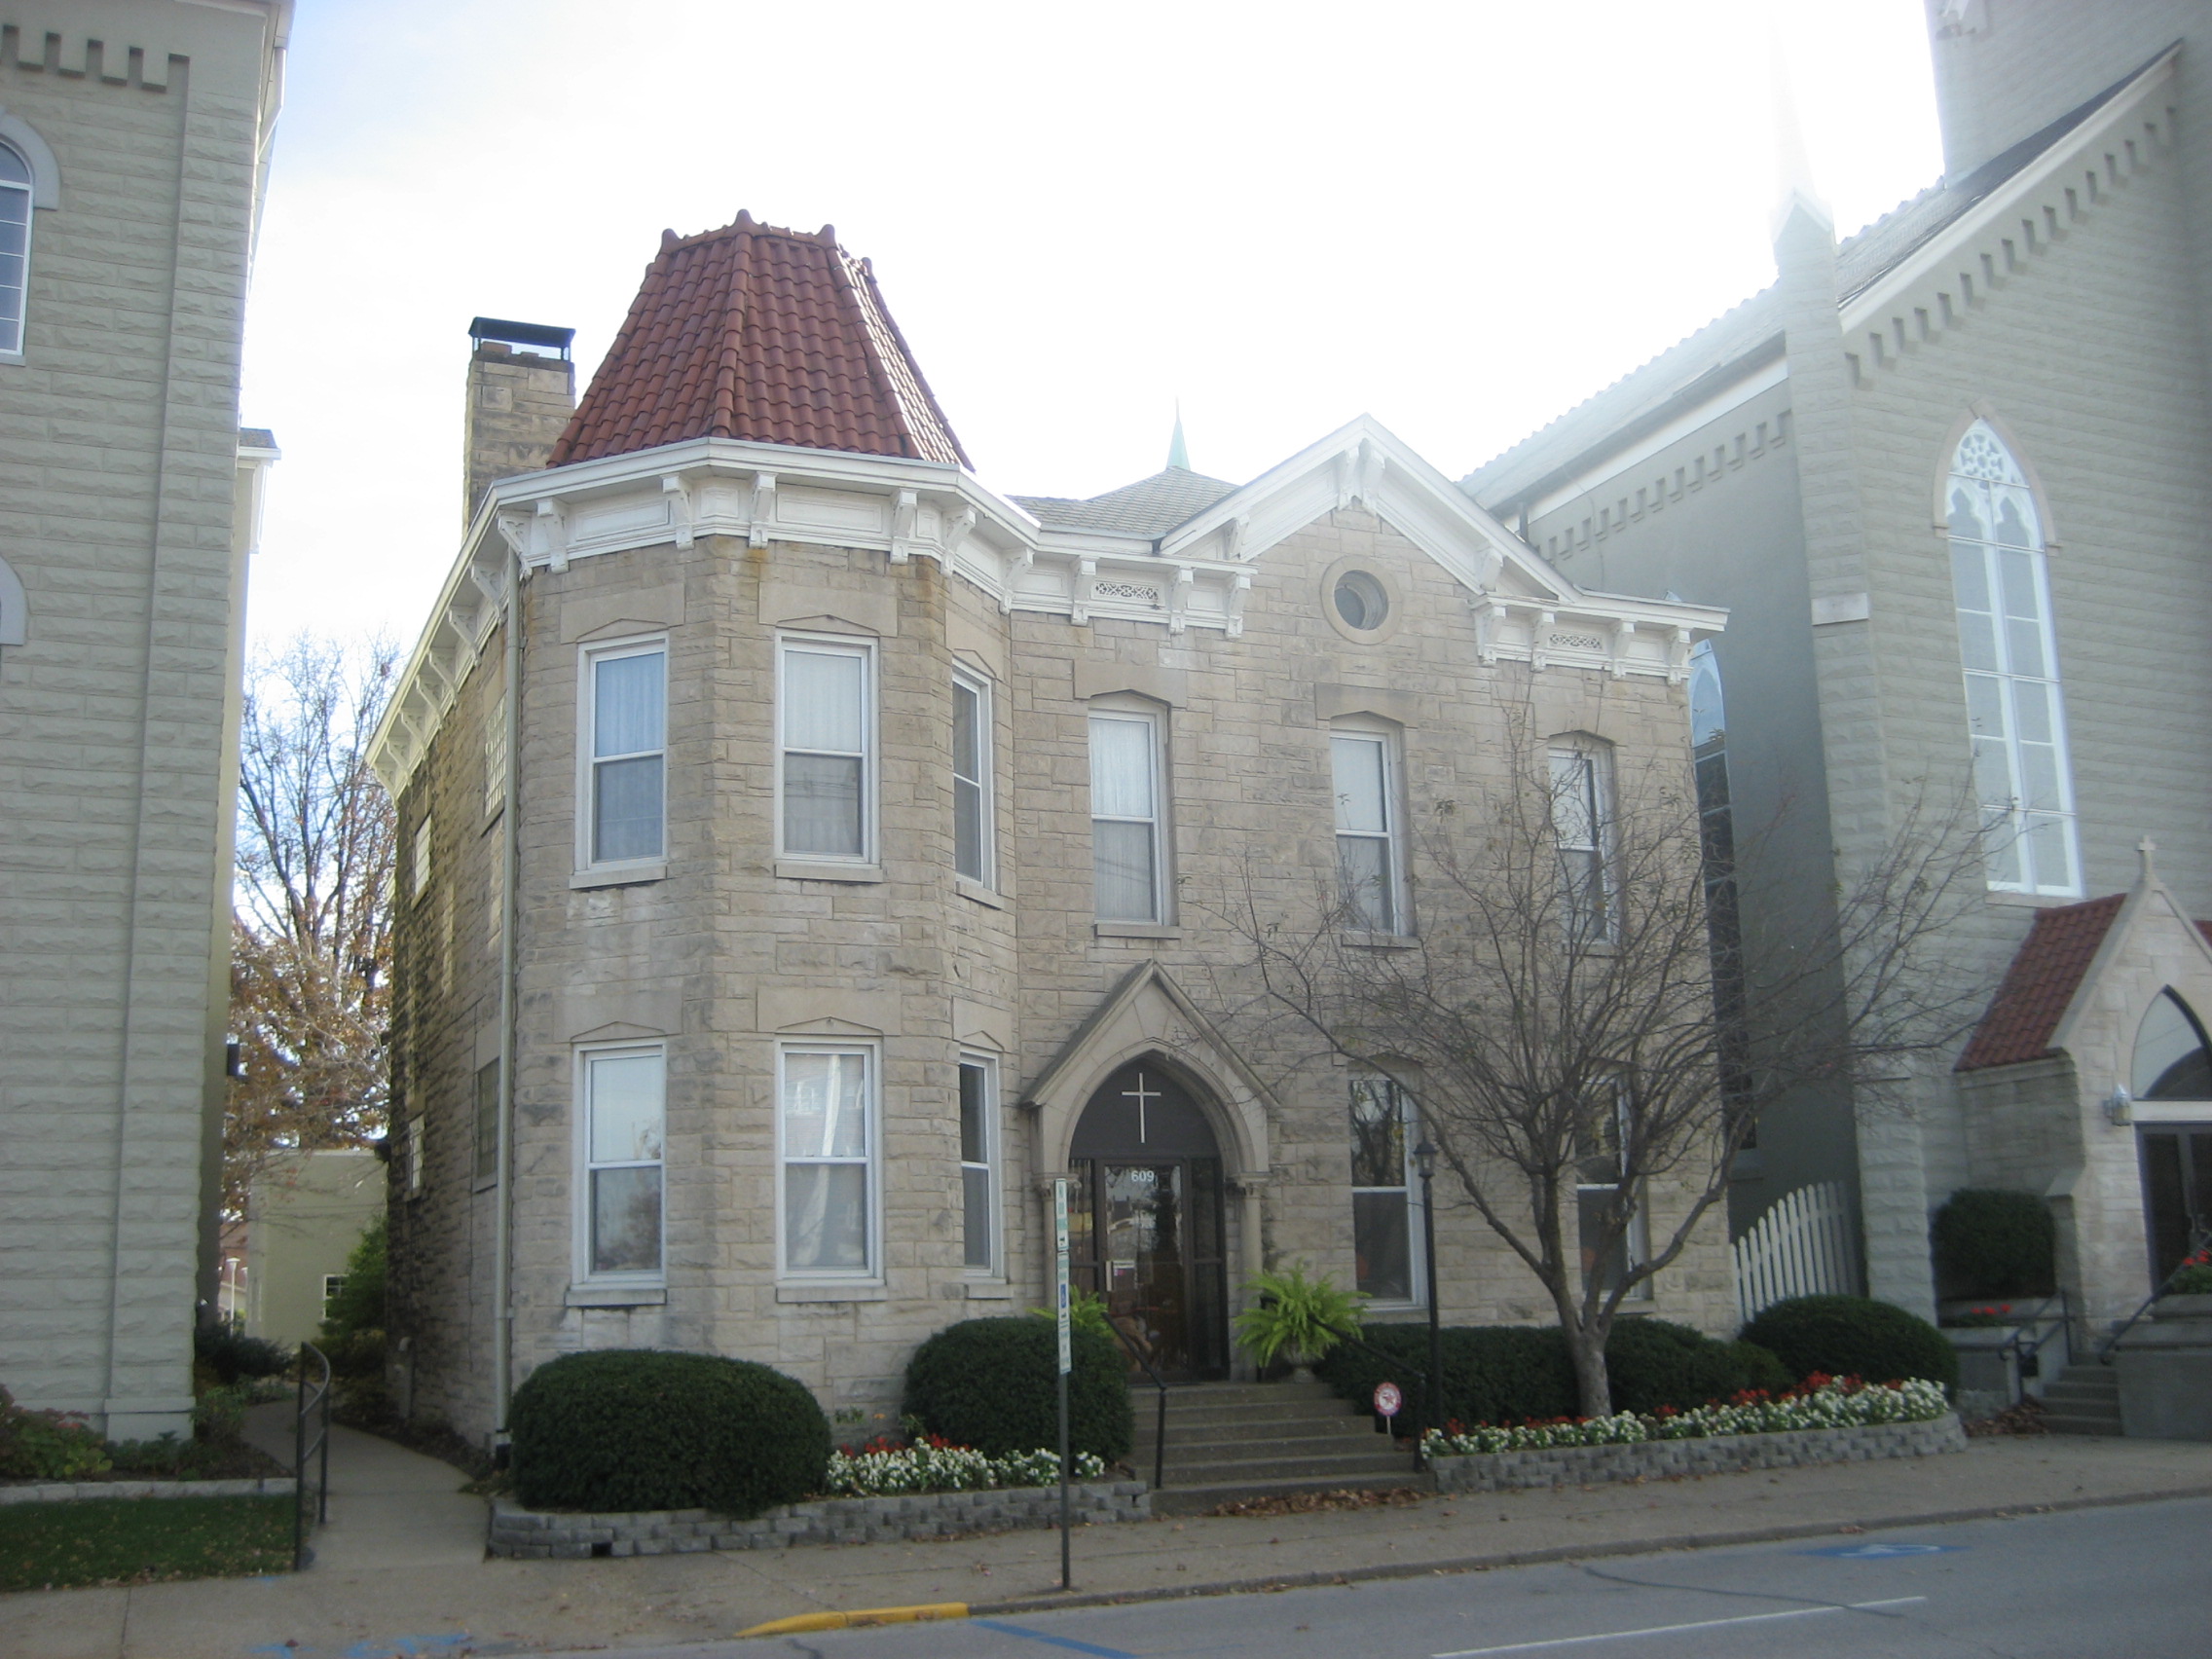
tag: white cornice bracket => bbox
[535,498,570,572]
[889,489,920,564]
[1227,569,1251,638]
[749,471,777,549]
[1073,556,1097,626]
[661,473,695,549]
[1609,619,1635,681]
[1168,565,1195,634]
[942,504,977,562]
[1358,440,1386,506]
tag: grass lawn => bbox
[0,1494,295,1591]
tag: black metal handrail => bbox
[1995,1288,2071,1395]
[1104,1319,1169,1491]
[1311,1320,1433,1463]
[2098,1224,2211,1365]
[294,1342,332,1571]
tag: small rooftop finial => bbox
[2139,835,2158,883]
[1167,401,1190,472]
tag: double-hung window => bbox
[585,642,666,866]
[952,672,993,885]
[581,1047,664,1278]
[472,1058,500,1186]
[1332,728,1402,933]
[1090,707,1165,922]
[958,1056,999,1273]
[780,638,873,863]
[1549,744,1613,943]
[1349,1077,1419,1304]
[1575,1077,1648,1301]
[779,1046,876,1276]
[1946,423,2079,895]
[0,143,31,356]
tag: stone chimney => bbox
[463,317,577,527]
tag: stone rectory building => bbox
[371,220,1726,1443]
[0,1,286,1440]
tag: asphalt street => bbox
[715,1495,2212,1659]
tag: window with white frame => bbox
[952,672,993,885]
[584,641,666,866]
[1575,1077,1648,1301]
[780,637,873,862]
[405,1114,425,1198]
[779,1046,876,1275]
[484,689,509,819]
[0,143,32,356]
[1089,705,1165,922]
[1349,1076,1420,1303]
[580,1047,665,1278]
[410,815,433,903]
[958,1055,999,1272]
[1946,423,2079,895]
[1332,727,1403,933]
[1549,743,1613,942]
[322,1274,346,1310]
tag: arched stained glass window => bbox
[0,142,28,355]
[2132,989,2212,1101]
[1948,422,2079,895]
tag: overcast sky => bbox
[238,0,1943,655]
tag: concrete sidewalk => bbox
[238,1402,486,1573]
[6,1432,2212,1659]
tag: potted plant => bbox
[1232,1262,1366,1381]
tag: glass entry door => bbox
[2143,1126,2212,1281]
[1070,1156,1227,1380]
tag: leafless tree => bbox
[1224,726,1987,1419]
[223,636,398,1219]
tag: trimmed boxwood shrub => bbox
[1932,1189,2056,1299]
[1740,1296,1959,1393]
[508,1349,830,1516]
[1315,1320,1783,1431]
[902,1318,1131,1462]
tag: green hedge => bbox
[1313,1320,1786,1430]
[1739,1296,1959,1393]
[508,1349,830,1516]
[902,1318,1131,1462]
[1932,1189,2056,1299]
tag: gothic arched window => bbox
[2133,989,2212,1101]
[1948,422,2079,895]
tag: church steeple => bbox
[1167,403,1191,472]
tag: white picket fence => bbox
[1733,1181,1860,1325]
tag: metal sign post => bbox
[1054,1177,1072,1590]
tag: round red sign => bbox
[1373,1381,1403,1418]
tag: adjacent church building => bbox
[1464,1,2212,1339]
[369,219,1727,1442]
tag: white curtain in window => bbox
[1090,714,1159,921]
[592,651,665,864]
[1948,423,2077,895]
[784,649,865,753]
[586,1051,663,1275]
[783,648,866,858]
[1332,734,1394,932]
[784,1051,870,1272]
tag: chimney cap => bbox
[468,316,574,359]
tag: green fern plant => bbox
[1233,1262,1366,1371]
[1029,1285,1113,1338]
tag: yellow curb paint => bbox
[738,1603,969,1638]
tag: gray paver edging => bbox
[1427,1413,1967,1493]
[489,1479,1150,1558]
[0,1477,295,1505]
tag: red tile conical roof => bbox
[549,212,970,469]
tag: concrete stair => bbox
[1130,1379,1429,1515]
[2042,1362,2122,1435]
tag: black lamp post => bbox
[1413,1137,1441,1462]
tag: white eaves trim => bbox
[1840,48,2178,339]
[1526,356,1789,522]
[369,422,1724,795]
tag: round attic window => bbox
[1333,571,1389,632]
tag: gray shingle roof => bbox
[1463,50,2168,513]
[1014,467,1239,537]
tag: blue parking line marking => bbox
[971,1618,1141,1657]
[1798,1542,1963,1558]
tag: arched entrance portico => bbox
[1069,1061,1231,1379]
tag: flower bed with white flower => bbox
[1419,1375,1950,1457]
[821,1435,1108,1497]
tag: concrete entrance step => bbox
[2043,1363,2122,1436]
[1131,1379,1427,1512]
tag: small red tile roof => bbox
[1955,894,2126,1071]
[549,213,969,470]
